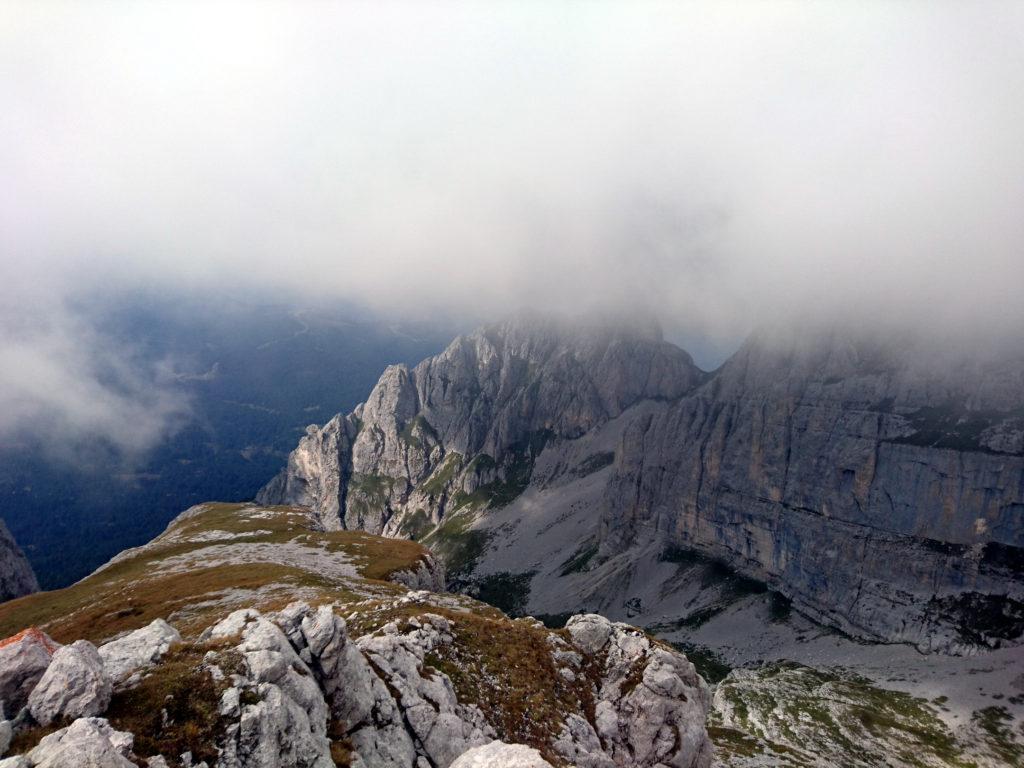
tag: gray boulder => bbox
[0,629,60,716]
[11,717,135,768]
[27,640,112,726]
[99,619,180,688]
[449,741,553,768]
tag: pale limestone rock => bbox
[259,316,702,533]
[19,718,135,768]
[386,554,446,592]
[449,741,553,768]
[0,629,60,716]
[206,609,334,768]
[560,615,713,768]
[565,613,613,655]
[353,613,493,767]
[28,640,112,726]
[598,330,1024,652]
[99,619,180,687]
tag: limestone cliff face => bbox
[599,331,1024,651]
[258,316,704,534]
[260,320,1024,652]
[0,519,38,603]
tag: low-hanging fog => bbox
[2,1,1023,452]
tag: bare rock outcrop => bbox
[27,640,112,726]
[0,717,135,768]
[0,629,60,716]
[0,521,37,604]
[560,614,712,768]
[598,330,1024,651]
[203,609,335,768]
[450,741,553,768]
[202,600,712,768]
[99,620,180,689]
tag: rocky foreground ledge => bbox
[0,503,711,768]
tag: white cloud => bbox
[1,1,1022,447]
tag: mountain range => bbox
[258,316,1024,654]
[1,315,1022,767]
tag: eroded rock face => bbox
[0,521,38,604]
[598,332,1024,651]
[0,628,60,716]
[561,614,712,768]
[262,319,1024,652]
[28,640,112,726]
[99,619,181,688]
[0,719,11,757]
[204,609,335,768]
[258,317,704,533]
[449,741,553,768]
[385,554,446,592]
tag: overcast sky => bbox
[2,1,1023,451]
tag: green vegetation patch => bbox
[559,542,599,576]
[318,528,432,582]
[452,430,552,512]
[419,453,463,497]
[0,504,423,643]
[397,509,433,541]
[669,641,732,684]
[471,571,535,617]
[421,510,492,578]
[972,706,1024,765]
[348,473,396,501]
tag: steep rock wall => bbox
[0,519,38,603]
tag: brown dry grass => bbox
[104,641,241,764]
[0,503,429,644]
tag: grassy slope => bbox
[0,503,429,644]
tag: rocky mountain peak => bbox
[258,315,706,534]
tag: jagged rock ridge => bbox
[258,315,704,535]
[0,520,38,604]
[260,318,1024,653]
